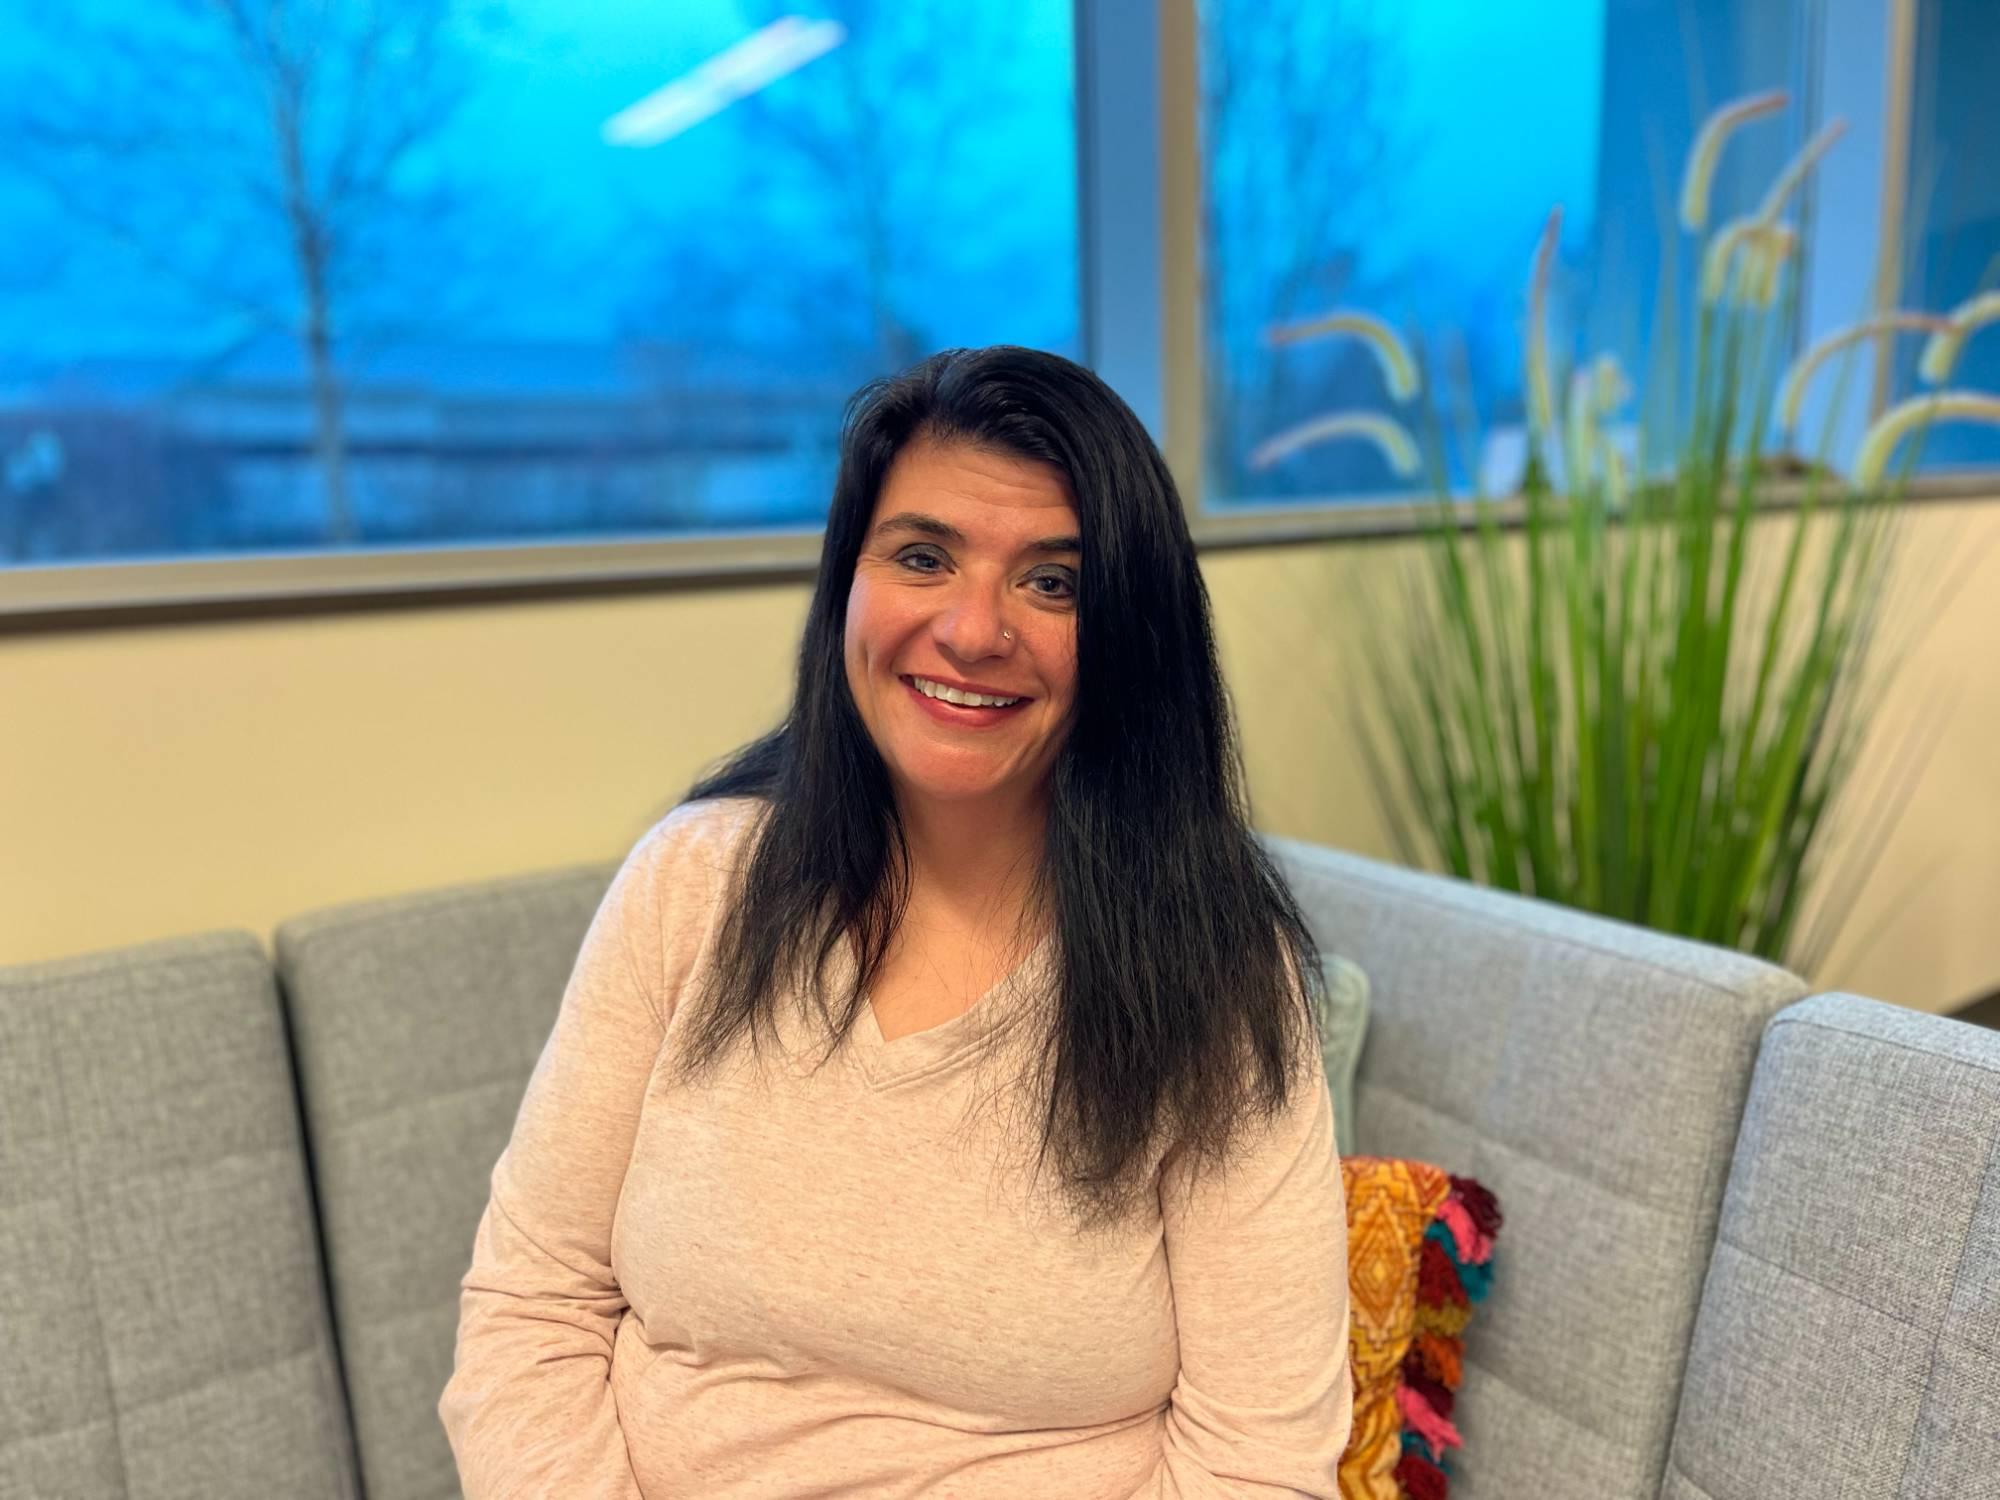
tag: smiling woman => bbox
[846,442,1080,802]
[841,439,1082,1040]
[439,346,1354,1499]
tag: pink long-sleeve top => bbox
[440,795,1353,1498]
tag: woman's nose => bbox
[934,579,1015,659]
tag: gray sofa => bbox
[3,836,1994,1500]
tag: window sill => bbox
[4,470,1996,634]
[0,527,827,633]
[1190,468,2000,550]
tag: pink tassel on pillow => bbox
[1395,1379,1463,1464]
[1449,1175,1503,1238]
[1439,1196,1493,1264]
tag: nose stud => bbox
[1003,628,1013,641]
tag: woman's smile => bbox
[899,673,1033,728]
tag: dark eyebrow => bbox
[870,511,1081,557]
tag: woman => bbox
[440,346,1354,1497]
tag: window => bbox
[1197,0,1818,506]
[0,1,1078,569]
[1896,0,2000,472]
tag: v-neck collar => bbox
[853,931,1054,1090]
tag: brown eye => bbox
[1029,569,1077,600]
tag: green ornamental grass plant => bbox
[1254,92,2000,972]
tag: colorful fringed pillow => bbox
[1338,1157,1502,1500]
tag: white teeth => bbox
[911,676,1022,708]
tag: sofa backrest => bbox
[1263,837,1810,1500]
[273,862,615,1500]
[0,933,358,1500]
[1663,991,2000,1500]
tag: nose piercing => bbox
[1003,629,1013,641]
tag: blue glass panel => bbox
[0,1,1078,563]
[1200,0,1810,505]
[1897,0,2000,473]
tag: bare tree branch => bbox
[6,0,481,542]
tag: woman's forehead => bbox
[882,438,1072,504]
[872,441,1080,541]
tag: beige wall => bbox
[5,499,1997,1014]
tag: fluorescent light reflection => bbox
[602,16,846,148]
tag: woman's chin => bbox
[888,758,1023,806]
[899,777,1011,806]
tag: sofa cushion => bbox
[0,933,358,1500]
[1263,836,1809,1500]
[274,861,615,1500]
[1662,992,2000,1500]
[1317,952,1371,1156]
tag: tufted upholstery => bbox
[273,862,615,1500]
[0,933,357,1499]
[1262,837,1809,1500]
[1663,992,2000,1500]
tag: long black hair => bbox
[671,345,1325,1230]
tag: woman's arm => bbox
[1136,1021,1355,1498]
[439,816,696,1500]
